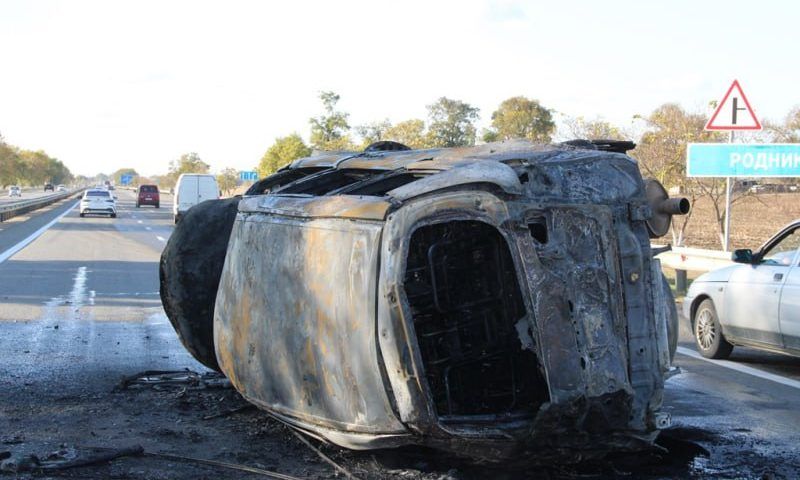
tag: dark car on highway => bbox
[44,183,54,192]
[136,185,160,208]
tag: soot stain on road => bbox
[1,377,794,479]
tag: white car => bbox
[56,184,67,192]
[80,189,117,218]
[684,220,800,359]
[8,186,21,197]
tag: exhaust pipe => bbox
[657,197,690,216]
[645,179,690,238]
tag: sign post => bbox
[120,174,134,186]
[702,80,762,251]
[724,132,733,251]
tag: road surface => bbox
[0,186,66,205]
[0,192,798,478]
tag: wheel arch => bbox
[689,294,713,326]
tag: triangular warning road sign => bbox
[705,80,761,131]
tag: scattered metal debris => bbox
[116,369,230,391]
[288,429,361,480]
[0,445,143,473]
[143,450,305,480]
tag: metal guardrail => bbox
[655,245,734,293]
[0,189,85,222]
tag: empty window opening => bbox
[528,218,548,244]
[275,169,384,196]
[403,221,549,417]
[245,167,330,195]
[337,172,427,196]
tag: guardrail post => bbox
[675,269,688,294]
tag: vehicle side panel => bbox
[214,211,406,435]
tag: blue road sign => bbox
[687,143,800,177]
[120,174,133,185]
[239,171,258,181]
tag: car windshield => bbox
[140,186,158,192]
[762,229,800,265]
[85,191,110,198]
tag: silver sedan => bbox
[684,220,800,359]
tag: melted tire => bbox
[159,198,240,371]
[662,274,678,362]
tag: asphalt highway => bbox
[0,191,197,387]
[0,192,798,478]
[0,186,65,205]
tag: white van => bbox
[173,174,220,224]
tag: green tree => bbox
[631,103,727,247]
[170,152,210,176]
[17,150,72,185]
[258,133,312,177]
[356,119,392,149]
[0,138,24,187]
[382,119,430,149]
[764,106,800,143]
[426,97,480,147]
[216,167,239,196]
[111,168,139,186]
[562,116,625,141]
[483,96,555,143]
[309,91,354,151]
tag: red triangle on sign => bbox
[705,80,761,131]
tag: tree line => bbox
[256,92,800,250]
[257,93,558,176]
[0,133,73,187]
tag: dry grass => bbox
[675,192,800,251]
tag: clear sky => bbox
[0,0,796,177]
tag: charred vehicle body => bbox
[161,139,688,462]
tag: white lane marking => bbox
[137,220,143,224]
[145,226,152,231]
[156,236,166,242]
[677,346,800,390]
[69,266,88,309]
[92,291,159,296]
[0,200,79,264]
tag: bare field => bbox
[676,192,800,251]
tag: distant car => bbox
[44,183,54,192]
[107,185,115,191]
[684,220,800,359]
[136,184,160,208]
[79,189,117,218]
[173,174,219,224]
[8,186,21,197]
[56,184,67,192]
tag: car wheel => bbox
[136,203,140,208]
[693,299,733,359]
[79,213,85,218]
[156,203,160,209]
[160,198,241,371]
[110,213,117,218]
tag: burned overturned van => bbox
[160,139,688,462]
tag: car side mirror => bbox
[732,248,754,264]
